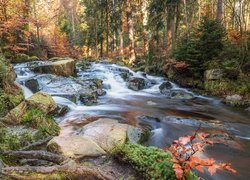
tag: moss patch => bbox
[0,128,39,151]
[204,76,250,98]
[0,91,24,117]
[112,143,176,180]
[22,108,60,136]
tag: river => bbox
[14,61,250,180]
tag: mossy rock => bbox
[33,58,76,77]
[22,108,60,136]
[0,91,24,117]
[11,54,29,63]
[92,78,103,89]
[0,126,43,151]
[112,143,176,180]
[79,92,97,106]
[4,92,57,125]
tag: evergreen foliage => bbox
[174,17,225,71]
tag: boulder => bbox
[77,118,142,151]
[225,94,242,101]
[33,58,76,77]
[11,54,39,63]
[4,92,56,124]
[96,89,106,96]
[120,72,130,81]
[47,136,106,159]
[53,105,69,117]
[25,79,40,93]
[205,69,224,80]
[127,77,146,91]
[159,82,172,95]
[79,92,97,106]
[0,63,22,95]
[170,90,194,100]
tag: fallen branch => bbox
[20,136,53,151]
[1,164,114,180]
[1,150,67,164]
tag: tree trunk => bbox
[166,5,175,53]
[141,0,149,56]
[216,0,223,20]
[105,0,109,57]
[126,0,136,64]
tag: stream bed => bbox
[14,61,250,180]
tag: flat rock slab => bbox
[47,135,106,159]
[34,59,76,77]
[78,118,142,151]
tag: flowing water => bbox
[14,61,250,180]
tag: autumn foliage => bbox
[166,132,238,179]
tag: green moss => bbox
[204,77,250,98]
[93,78,103,88]
[22,108,60,136]
[28,56,39,61]
[0,55,7,78]
[112,143,176,180]
[0,91,24,117]
[0,127,42,151]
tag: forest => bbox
[0,0,249,180]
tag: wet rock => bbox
[120,72,130,81]
[127,77,146,91]
[53,105,69,117]
[170,90,194,100]
[159,82,172,95]
[79,92,97,106]
[245,107,250,113]
[207,133,243,150]
[138,115,161,122]
[25,79,40,93]
[33,58,76,77]
[78,118,143,151]
[96,89,106,96]
[47,136,106,159]
[4,92,57,124]
[205,69,224,80]
[225,94,242,101]
[92,78,103,89]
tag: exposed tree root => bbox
[1,150,67,164]
[1,164,114,180]
[20,136,53,151]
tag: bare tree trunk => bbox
[126,0,136,64]
[141,0,149,56]
[166,5,175,53]
[198,0,201,21]
[183,0,188,33]
[106,0,109,57]
[216,0,223,20]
